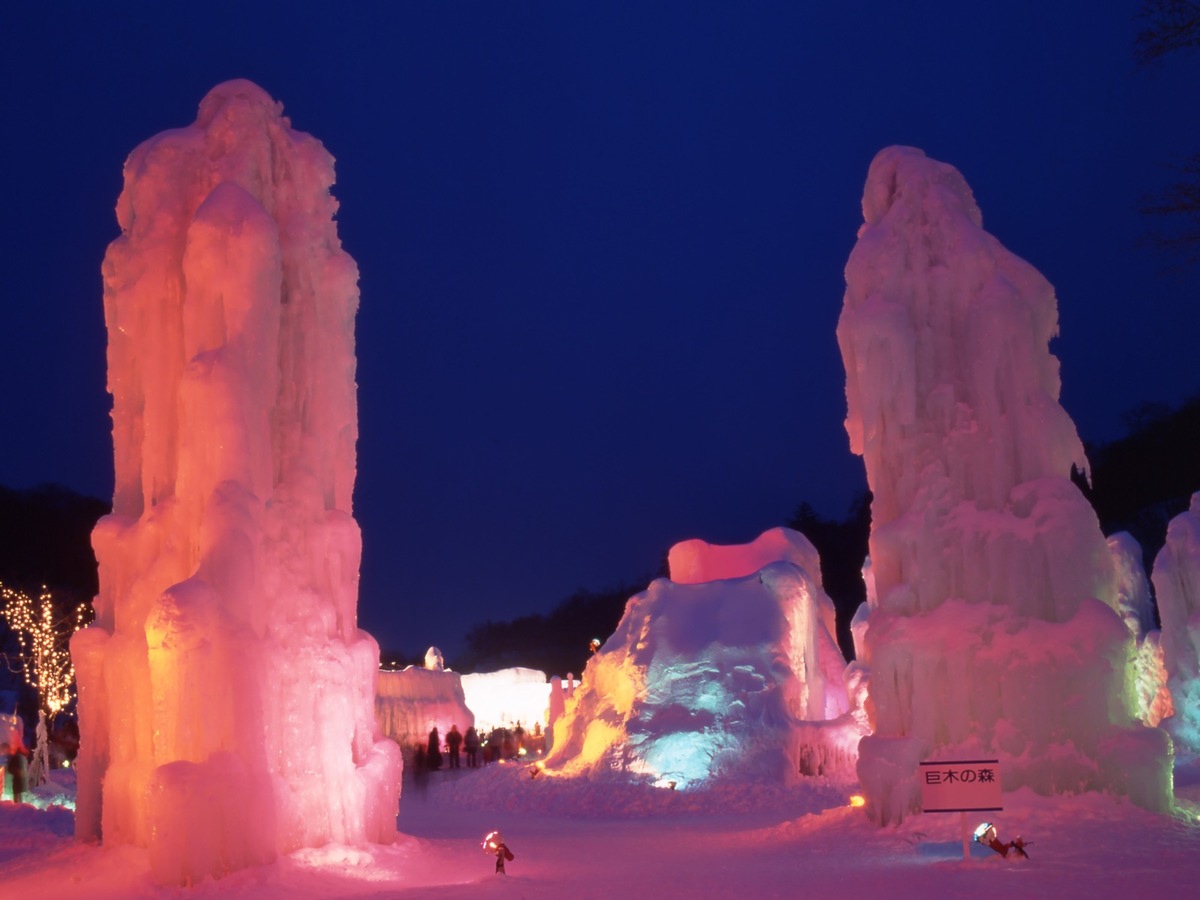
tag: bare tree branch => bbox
[1139,152,1200,265]
[1136,0,1200,65]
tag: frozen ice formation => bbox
[542,529,866,788]
[839,146,1171,824]
[668,527,826,586]
[71,81,400,884]
[1154,493,1200,750]
[1108,532,1172,728]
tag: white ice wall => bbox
[460,668,553,733]
[72,81,400,884]
[838,146,1170,824]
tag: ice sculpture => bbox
[71,81,400,884]
[1155,493,1200,750]
[838,146,1171,824]
[543,529,865,788]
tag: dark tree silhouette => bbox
[786,492,871,660]
[1136,2,1200,264]
[1079,393,1200,579]
[0,484,108,735]
[0,484,108,601]
[457,582,644,677]
[1136,0,1200,64]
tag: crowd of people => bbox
[411,721,545,772]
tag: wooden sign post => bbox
[919,759,1003,860]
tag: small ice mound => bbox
[543,529,867,789]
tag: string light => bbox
[1,582,90,717]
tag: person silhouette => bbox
[426,727,443,770]
[464,725,480,767]
[445,724,463,768]
[2,742,27,804]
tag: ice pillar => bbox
[837,146,1171,824]
[72,81,400,883]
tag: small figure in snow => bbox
[445,724,463,768]
[464,726,480,767]
[482,830,515,874]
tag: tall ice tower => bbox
[72,81,400,883]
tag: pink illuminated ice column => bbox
[837,146,1170,825]
[71,80,400,884]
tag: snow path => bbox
[2,765,1200,897]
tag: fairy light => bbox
[1,582,90,717]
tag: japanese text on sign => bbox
[919,759,1002,813]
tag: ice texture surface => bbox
[72,81,400,884]
[838,146,1171,824]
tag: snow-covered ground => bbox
[4,761,1200,898]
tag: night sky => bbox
[2,3,1198,659]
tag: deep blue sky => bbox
[2,3,1198,659]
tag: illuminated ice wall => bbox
[376,665,474,749]
[838,146,1171,824]
[460,667,555,733]
[71,81,400,883]
[543,528,865,788]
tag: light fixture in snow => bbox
[849,794,865,808]
[973,822,1030,859]
[972,822,995,843]
[482,831,515,875]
